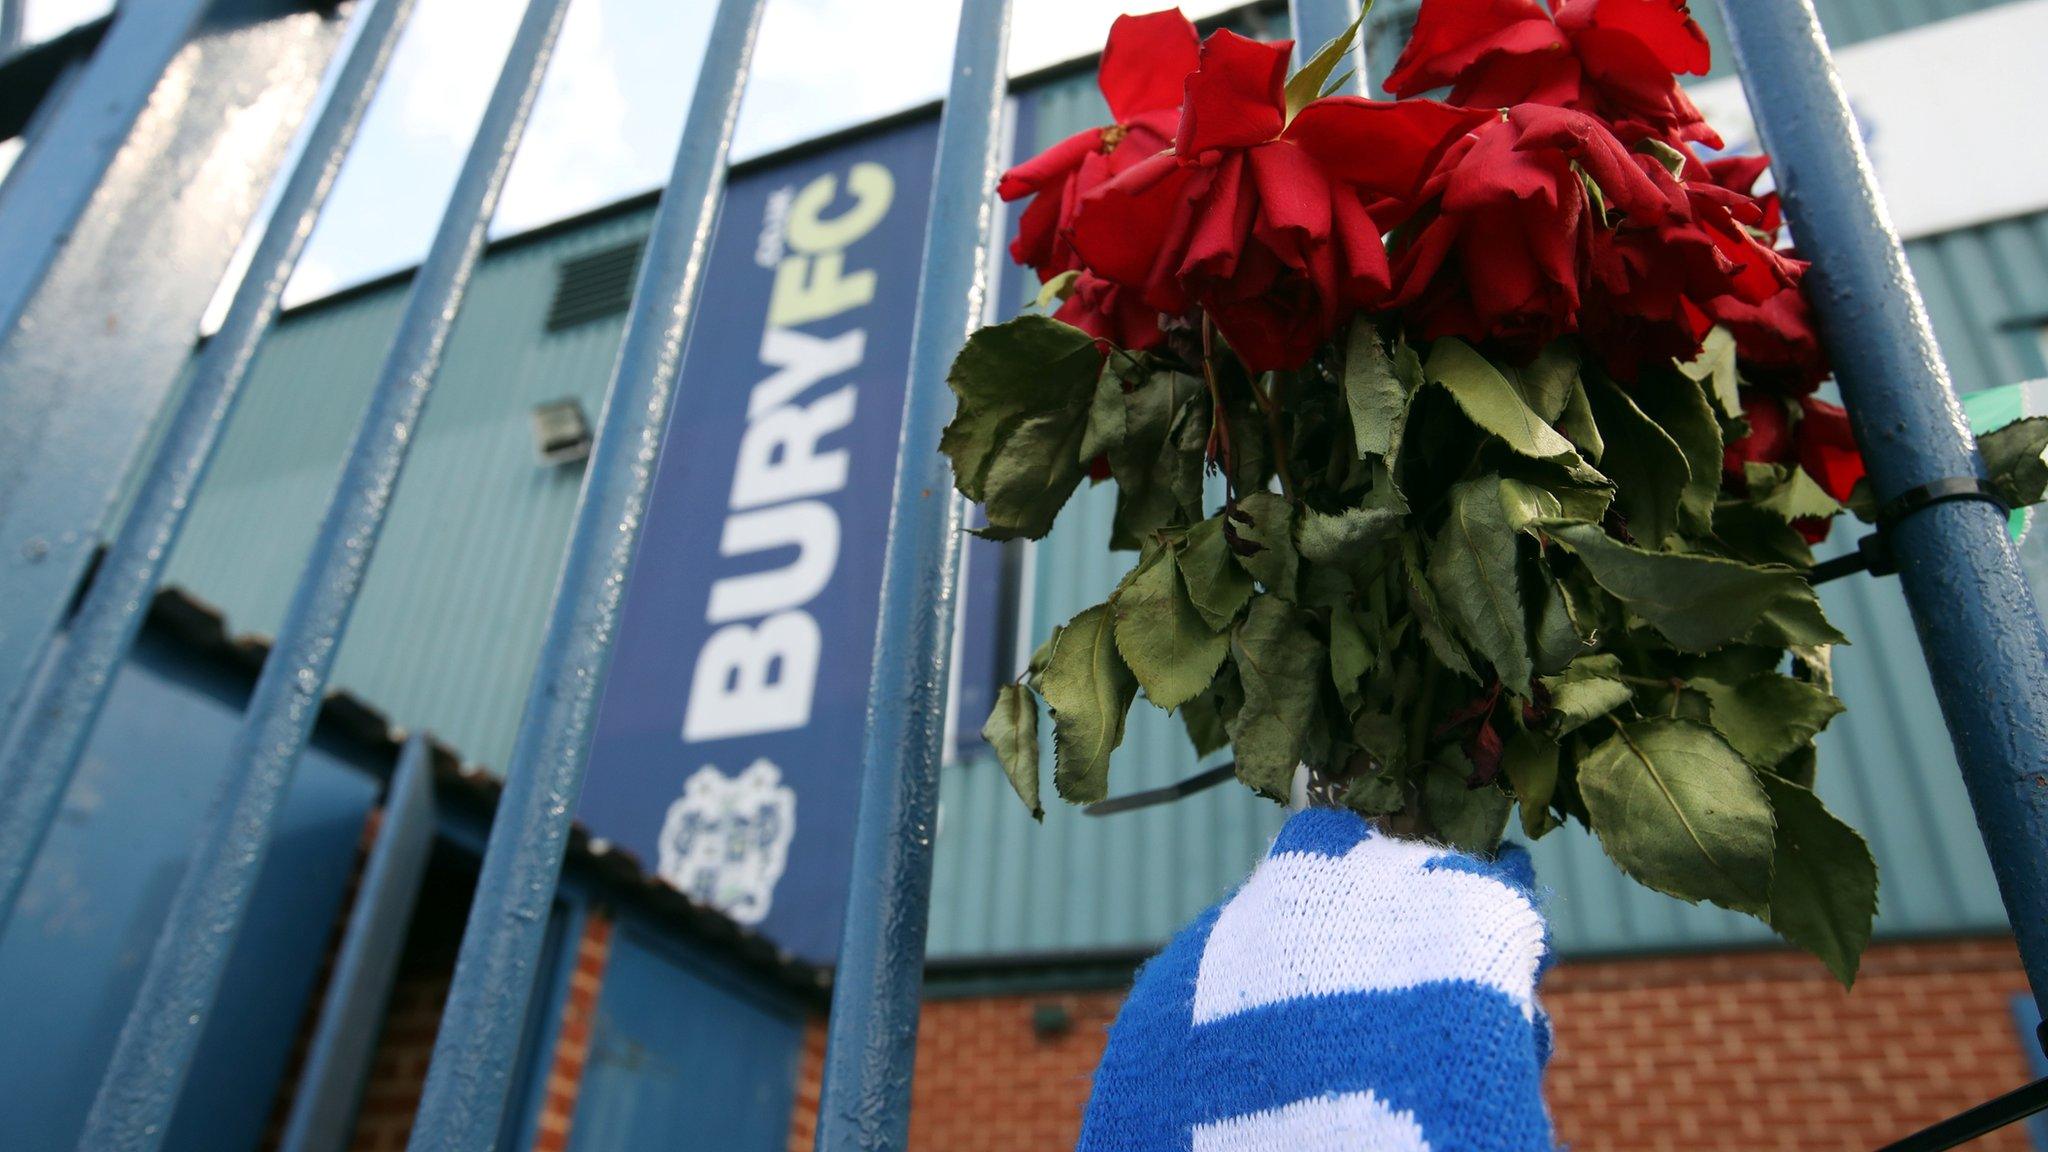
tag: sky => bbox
[7,0,1246,307]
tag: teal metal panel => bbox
[161,210,656,772]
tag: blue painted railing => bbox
[1,0,2046,1148]
[811,1,1012,1147]
[0,0,420,931]
[404,0,769,1145]
[1713,0,2048,1031]
[72,0,574,1146]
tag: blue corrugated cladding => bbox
[150,0,2046,961]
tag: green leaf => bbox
[1504,340,1580,423]
[1557,377,1605,463]
[1113,543,1231,711]
[1710,501,1815,569]
[1503,729,1562,839]
[1423,756,1514,855]
[1579,718,1776,915]
[1585,375,1689,548]
[1229,492,1300,599]
[1403,536,1479,682]
[1178,516,1255,631]
[1430,477,1535,695]
[1426,338,1579,460]
[1678,326,1743,419]
[1283,4,1368,119]
[1538,653,1633,735]
[1747,462,1842,525]
[1296,505,1402,570]
[1034,269,1080,309]
[1342,769,1407,817]
[1078,356,1129,466]
[1635,369,1723,536]
[1343,321,1408,459]
[1979,416,2048,509]
[1228,597,1327,799]
[1698,672,1845,769]
[941,316,1103,539]
[1761,774,1878,986]
[1329,602,1372,712]
[1542,520,1847,651]
[1527,553,1587,676]
[1040,604,1138,804]
[1181,667,1241,759]
[1107,370,1209,549]
[982,683,1042,820]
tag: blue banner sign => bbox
[582,117,954,965]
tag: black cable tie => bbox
[1875,476,2010,528]
[1084,762,1238,816]
[1810,478,2006,587]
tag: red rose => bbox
[1389,103,1684,355]
[1384,0,1719,146]
[1703,262,1828,390]
[1795,396,1865,502]
[1563,142,1827,384]
[1703,152,1781,238]
[1052,272,1163,351]
[1722,390,1795,485]
[1070,30,1489,372]
[999,10,1199,283]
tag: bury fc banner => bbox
[582,116,971,966]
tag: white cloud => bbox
[733,0,1245,159]
[21,0,112,45]
[494,0,635,234]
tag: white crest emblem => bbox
[657,759,796,926]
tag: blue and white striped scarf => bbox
[1078,808,1556,1152]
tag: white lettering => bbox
[682,614,821,741]
[706,501,841,624]
[750,327,865,418]
[731,386,857,511]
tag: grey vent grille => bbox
[545,238,645,331]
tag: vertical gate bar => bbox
[0,0,346,730]
[1715,0,2048,1032]
[0,0,419,932]
[1287,0,1366,88]
[0,0,213,342]
[73,1,572,1147]
[278,734,438,1152]
[403,0,768,1146]
[813,1,1012,1148]
[0,0,20,58]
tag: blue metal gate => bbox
[1,0,2046,1149]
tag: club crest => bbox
[657,759,796,926]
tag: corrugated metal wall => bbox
[162,211,657,771]
[147,0,2046,961]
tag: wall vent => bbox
[545,238,645,331]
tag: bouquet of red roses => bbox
[941,1,2048,984]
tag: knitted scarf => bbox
[1077,807,1556,1151]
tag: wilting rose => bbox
[1795,396,1865,502]
[1388,103,1684,355]
[999,10,1199,286]
[1722,390,1795,484]
[1583,147,1826,381]
[1384,0,1719,147]
[1069,29,1488,372]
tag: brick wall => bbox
[531,914,615,1152]
[784,937,2035,1152]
